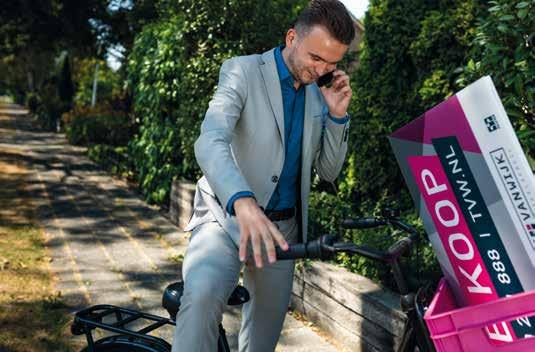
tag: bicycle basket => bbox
[424,278,535,352]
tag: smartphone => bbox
[317,71,334,87]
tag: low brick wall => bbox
[170,179,405,351]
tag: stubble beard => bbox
[287,50,310,86]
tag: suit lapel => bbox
[303,84,322,161]
[258,49,323,159]
[259,49,285,147]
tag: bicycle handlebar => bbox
[341,217,387,229]
[276,215,419,263]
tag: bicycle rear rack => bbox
[72,304,175,351]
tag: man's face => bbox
[284,25,348,86]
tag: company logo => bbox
[527,224,535,238]
[490,148,535,248]
[485,115,500,132]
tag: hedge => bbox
[62,105,134,146]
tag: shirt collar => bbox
[274,45,294,85]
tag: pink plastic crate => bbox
[424,278,535,351]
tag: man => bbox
[173,1,355,351]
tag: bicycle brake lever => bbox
[317,234,337,260]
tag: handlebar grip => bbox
[342,218,386,229]
[276,235,336,261]
[275,243,309,260]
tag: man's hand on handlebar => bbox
[234,197,289,268]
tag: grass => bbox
[0,149,79,352]
[0,225,77,352]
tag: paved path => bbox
[0,104,339,351]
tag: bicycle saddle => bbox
[162,281,250,320]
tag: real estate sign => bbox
[389,76,535,343]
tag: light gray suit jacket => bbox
[184,48,350,245]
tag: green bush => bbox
[63,106,134,146]
[25,92,40,114]
[308,184,441,291]
[342,0,481,206]
[33,52,77,131]
[87,144,133,178]
[36,78,65,131]
[127,16,186,204]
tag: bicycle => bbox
[71,208,436,352]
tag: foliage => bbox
[127,0,307,204]
[29,50,127,133]
[31,52,78,131]
[127,17,186,204]
[35,78,65,131]
[57,53,74,105]
[71,57,123,108]
[0,1,110,104]
[25,93,40,114]
[341,0,481,205]
[308,185,441,291]
[88,144,133,178]
[457,0,534,156]
[62,105,134,146]
[0,1,107,56]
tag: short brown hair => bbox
[295,0,356,45]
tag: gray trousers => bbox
[172,217,298,352]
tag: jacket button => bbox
[271,175,279,183]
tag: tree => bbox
[57,53,74,106]
[0,0,109,102]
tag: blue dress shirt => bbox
[226,46,349,215]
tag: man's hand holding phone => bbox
[318,69,352,118]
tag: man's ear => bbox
[285,28,297,49]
